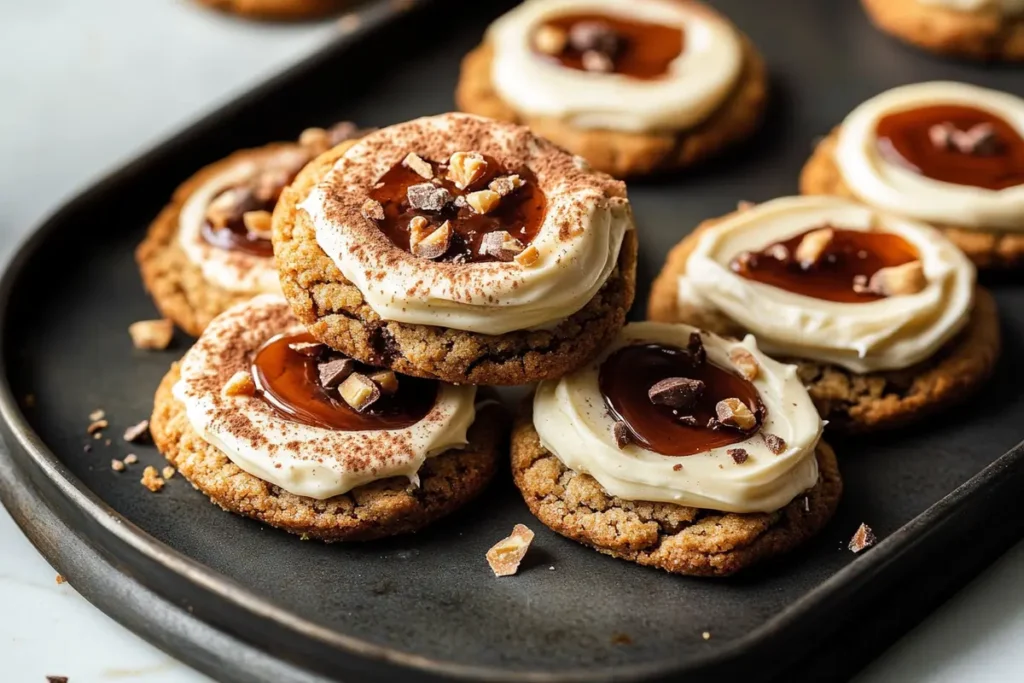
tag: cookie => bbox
[455,0,768,178]
[801,128,1024,269]
[648,198,1001,432]
[194,0,344,20]
[272,113,638,385]
[861,0,1024,61]
[137,124,363,336]
[511,402,841,577]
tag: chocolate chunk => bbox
[339,373,381,412]
[848,523,877,553]
[763,433,787,455]
[361,198,385,221]
[568,21,622,56]
[406,183,451,212]
[715,398,757,431]
[411,220,453,260]
[612,421,632,449]
[677,415,698,427]
[123,419,150,443]
[687,332,706,366]
[728,448,749,464]
[289,341,327,357]
[648,377,705,410]
[479,231,525,261]
[318,358,355,389]
[581,50,614,73]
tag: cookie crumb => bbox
[55,574,66,585]
[702,631,711,641]
[612,421,632,449]
[141,466,165,493]
[162,466,176,480]
[128,319,174,350]
[88,409,105,422]
[111,459,125,472]
[849,523,876,553]
[124,453,138,465]
[672,463,683,472]
[715,398,756,431]
[123,420,150,443]
[86,419,108,435]
[728,448,749,464]
[222,371,256,398]
[486,524,535,577]
[763,433,787,455]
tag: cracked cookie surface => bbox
[454,36,768,179]
[648,214,1001,433]
[511,402,841,577]
[272,141,637,386]
[861,0,1024,61]
[801,129,1024,269]
[151,363,504,541]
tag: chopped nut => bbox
[129,319,174,350]
[289,341,327,357]
[86,419,108,435]
[581,50,614,73]
[486,524,535,577]
[447,151,488,190]
[865,261,926,297]
[222,371,256,398]
[715,398,757,431]
[479,231,525,261]
[339,373,381,412]
[361,198,385,221]
[123,420,150,443]
[489,174,525,197]
[411,220,453,260]
[612,421,632,449]
[124,453,138,465]
[795,228,834,266]
[370,370,400,395]
[407,182,451,211]
[141,466,165,493]
[848,523,877,553]
[569,20,621,55]
[729,348,759,381]
[763,433,787,455]
[402,152,434,180]
[534,25,567,55]
[89,409,105,421]
[318,357,356,389]
[514,245,540,267]
[111,459,125,472]
[162,466,176,480]
[242,210,272,238]
[648,377,705,411]
[728,448,749,464]
[465,189,501,215]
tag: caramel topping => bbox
[251,332,435,431]
[533,13,684,80]
[876,104,1024,190]
[599,342,764,457]
[366,154,546,264]
[731,227,919,304]
[201,188,277,258]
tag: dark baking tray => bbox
[2,0,1023,681]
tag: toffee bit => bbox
[123,419,150,443]
[370,370,399,395]
[402,152,434,180]
[728,448,749,464]
[129,319,174,350]
[715,398,757,431]
[361,198,385,221]
[466,189,501,215]
[612,421,633,449]
[318,358,356,389]
[648,377,705,411]
[486,524,535,577]
[447,151,488,190]
[222,371,256,398]
[411,221,453,260]
[339,373,381,412]
[514,245,540,267]
[848,523,877,553]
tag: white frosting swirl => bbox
[172,295,477,500]
[917,0,1024,13]
[177,153,291,295]
[487,0,744,133]
[299,114,633,335]
[835,81,1024,231]
[534,322,823,513]
[678,196,975,373]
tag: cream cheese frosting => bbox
[486,0,744,133]
[177,151,299,295]
[172,295,478,499]
[533,322,823,513]
[917,0,1024,13]
[299,113,634,336]
[677,196,976,373]
[835,81,1024,231]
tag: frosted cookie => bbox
[272,113,638,385]
[511,322,841,577]
[649,196,1000,432]
[194,0,345,20]
[137,122,363,335]
[455,0,768,178]
[150,295,503,541]
[861,0,1024,60]
[801,82,1024,268]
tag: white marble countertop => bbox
[1,1,1022,681]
